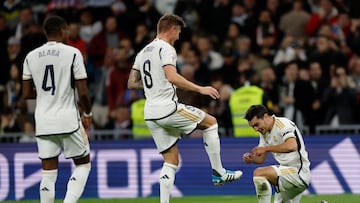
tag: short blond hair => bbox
[157,14,185,33]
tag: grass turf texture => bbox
[2,194,359,203]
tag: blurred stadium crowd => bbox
[1,0,360,142]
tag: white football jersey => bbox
[132,38,178,120]
[259,116,311,183]
[23,41,87,136]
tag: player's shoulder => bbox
[61,43,81,53]
[273,116,295,131]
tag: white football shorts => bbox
[272,165,308,202]
[146,103,206,153]
[36,124,90,159]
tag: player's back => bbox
[23,42,85,135]
[134,38,178,120]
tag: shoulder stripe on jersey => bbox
[275,119,285,129]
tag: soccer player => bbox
[127,14,242,203]
[242,104,310,203]
[22,15,92,203]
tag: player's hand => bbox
[252,146,266,156]
[242,152,252,164]
[199,86,220,100]
[81,116,92,131]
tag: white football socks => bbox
[253,176,272,203]
[40,169,58,203]
[159,162,177,203]
[203,124,224,175]
[64,162,91,203]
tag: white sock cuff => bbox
[76,162,91,169]
[204,124,218,132]
[42,169,58,176]
[164,162,178,170]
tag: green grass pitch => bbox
[2,194,360,203]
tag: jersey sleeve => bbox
[22,57,32,80]
[281,124,296,141]
[160,45,177,67]
[132,53,141,71]
[72,49,87,80]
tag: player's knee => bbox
[200,114,217,129]
[253,167,265,177]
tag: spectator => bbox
[3,63,23,111]
[87,15,128,69]
[68,21,87,61]
[322,66,358,126]
[132,22,151,53]
[0,14,11,56]
[195,33,224,72]
[0,0,22,31]
[230,1,248,27]
[19,21,47,62]
[208,78,234,137]
[78,8,102,44]
[0,107,21,142]
[279,0,310,40]
[278,62,300,121]
[14,6,35,40]
[256,9,278,62]
[234,35,251,60]
[308,35,347,83]
[349,57,360,92]
[18,119,36,143]
[259,67,281,115]
[197,0,232,41]
[0,36,22,93]
[107,105,132,139]
[183,48,211,85]
[304,61,328,132]
[306,0,339,37]
[106,47,131,111]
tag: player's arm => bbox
[22,80,36,99]
[164,65,220,99]
[252,137,298,156]
[76,79,92,130]
[127,68,143,89]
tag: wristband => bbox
[83,112,93,118]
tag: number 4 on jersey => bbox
[42,65,56,95]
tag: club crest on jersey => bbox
[39,49,60,58]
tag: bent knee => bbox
[200,114,217,128]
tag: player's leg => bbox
[160,145,179,203]
[252,166,277,203]
[198,113,242,185]
[36,136,61,203]
[62,126,91,203]
[146,120,180,203]
[272,165,307,203]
